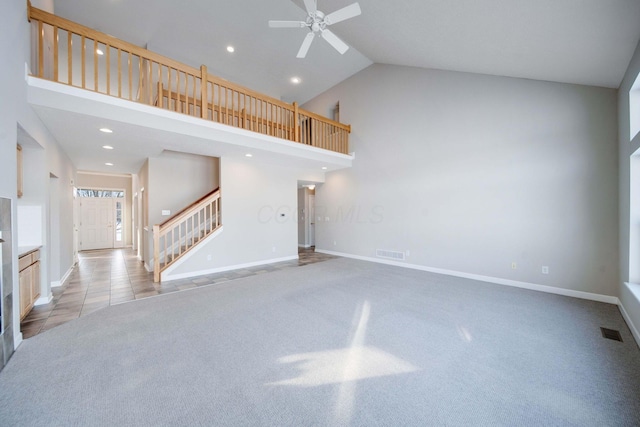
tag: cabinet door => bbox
[32,260,41,301]
[19,266,32,319]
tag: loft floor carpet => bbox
[0,257,639,426]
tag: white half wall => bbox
[303,64,619,297]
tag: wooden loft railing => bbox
[153,188,221,282]
[27,3,351,154]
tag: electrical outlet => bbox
[542,266,549,274]
[333,241,337,246]
[272,246,276,253]
[207,254,212,261]
[511,262,517,270]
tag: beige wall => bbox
[304,63,619,297]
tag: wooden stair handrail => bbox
[158,187,220,230]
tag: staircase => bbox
[153,188,221,282]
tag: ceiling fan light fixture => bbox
[291,77,301,84]
[226,45,235,53]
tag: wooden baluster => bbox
[117,48,121,98]
[138,55,142,101]
[192,74,196,116]
[67,32,72,85]
[167,68,172,110]
[153,225,160,282]
[293,102,299,142]
[106,45,110,95]
[53,26,58,81]
[81,35,86,88]
[93,39,98,91]
[128,52,133,100]
[38,21,44,77]
[200,65,208,119]
[157,81,164,108]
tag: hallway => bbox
[20,247,335,339]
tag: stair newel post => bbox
[293,102,300,143]
[153,224,160,283]
[201,65,208,119]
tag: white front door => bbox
[80,198,114,250]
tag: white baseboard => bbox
[34,292,53,306]
[51,265,74,288]
[162,255,298,282]
[317,249,619,305]
[618,300,640,347]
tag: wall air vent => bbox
[376,249,405,261]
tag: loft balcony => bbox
[26,4,353,171]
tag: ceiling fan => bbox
[269,0,361,58]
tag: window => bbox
[76,189,124,198]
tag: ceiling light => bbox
[96,48,104,55]
[291,77,301,84]
[99,128,113,133]
[227,46,235,53]
[322,166,327,170]
[102,145,114,150]
[105,162,114,166]
[307,185,315,190]
[245,153,253,157]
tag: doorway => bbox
[297,184,316,248]
[78,188,125,251]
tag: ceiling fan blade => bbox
[297,32,315,58]
[303,0,317,15]
[324,2,361,25]
[321,29,349,54]
[269,20,307,28]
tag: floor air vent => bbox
[376,249,405,261]
[600,327,623,342]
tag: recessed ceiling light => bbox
[105,162,114,166]
[322,166,328,170]
[99,128,113,133]
[102,145,114,150]
[227,46,235,53]
[291,77,301,84]
[245,153,253,157]
[96,48,104,55]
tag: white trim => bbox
[298,244,312,248]
[77,170,131,178]
[618,299,640,347]
[144,262,153,273]
[51,264,73,288]
[14,332,23,349]
[34,292,53,306]
[162,255,298,282]
[316,250,620,305]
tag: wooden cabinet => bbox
[19,249,41,320]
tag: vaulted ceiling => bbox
[53,0,640,105]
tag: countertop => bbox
[18,246,42,257]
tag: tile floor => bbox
[20,247,335,339]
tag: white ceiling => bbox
[40,0,640,175]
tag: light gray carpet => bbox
[0,257,639,426]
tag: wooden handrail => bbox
[28,4,351,154]
[28,6,200,77]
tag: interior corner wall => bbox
[76,173,134,246]
[303,63,619,297]
[170,157,298,277]
[0,0,76,359]
[618,39,640,336]
[148,152,219,228]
